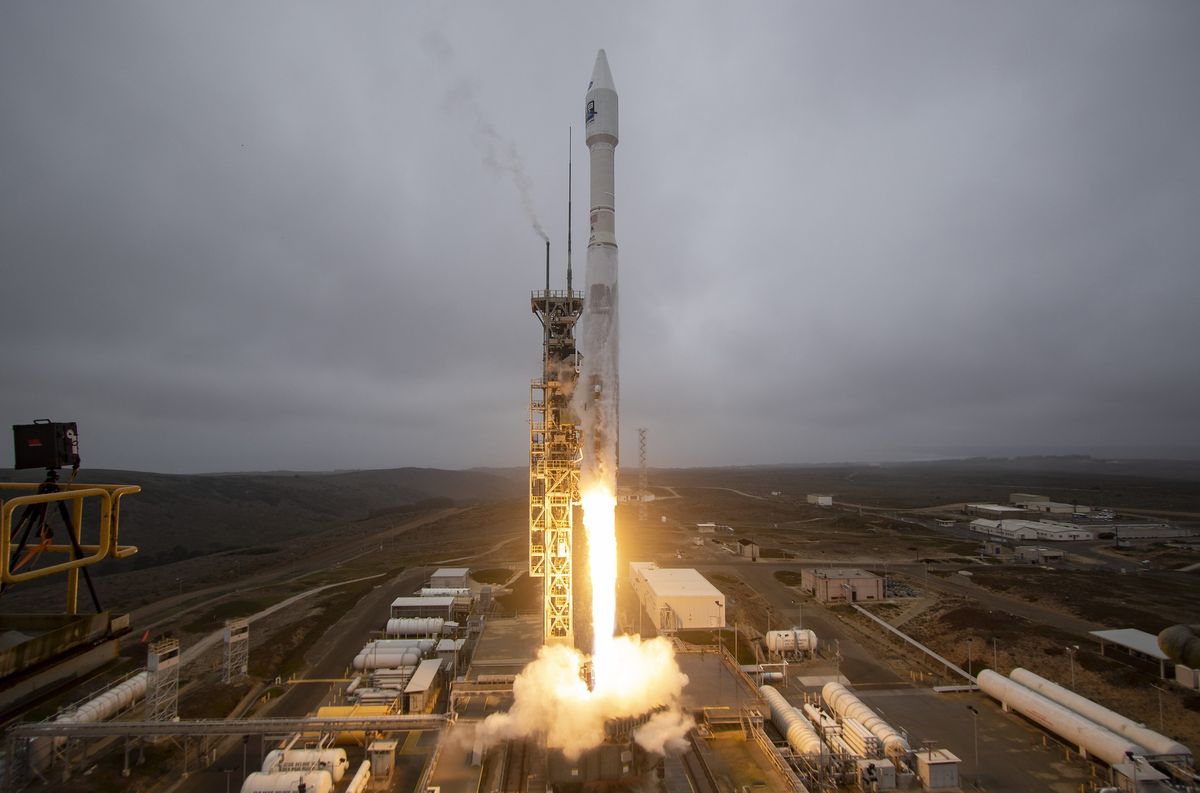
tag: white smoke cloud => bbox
[473,635,693,761]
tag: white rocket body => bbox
[579,49,620,488]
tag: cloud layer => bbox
[2,3,1197,471]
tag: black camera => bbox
[13,420,81,470]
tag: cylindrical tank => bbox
[765,629,818,654]
[760,685,825,757]
[240,770,333,793]
[1010,668,1191,759]
[262,748,349,782]
[310,705,392,746]
[822,682,909,760]
[385,617,444,637]
[364,639,436,650]
[71,672,148,723]
[345,761,372,793]
[978,670,1149,766]
[419,588,471,597]
[30,671,149,772]
[352,649,421,670]
[353,639,433,671]
[1158,624,1200,667]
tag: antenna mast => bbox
[567,127,573,294]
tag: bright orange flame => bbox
[581,483,617,691]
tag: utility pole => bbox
[966,705,980,787]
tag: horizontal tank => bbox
[262,748,349,782]
[760,685,824,757]
[977,670,1148,767]
[345,761,371,793]
[1010,668,1191,759]
[765,628,818,654]
[1158,624,1200,667]
[822,682,909,760]
[31,671,149,772]
[240,770,332,793]
[353,649,421,671]
[385,617,444,637]
[419,587,471,598]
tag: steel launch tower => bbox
[529,187,584,646]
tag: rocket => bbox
[579,49,620,487]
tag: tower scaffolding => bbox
[530,244,584,647]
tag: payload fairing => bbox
[579,49,620,488]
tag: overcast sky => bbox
[2,3,1198,473]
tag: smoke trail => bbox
[423,32,548,241]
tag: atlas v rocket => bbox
[579,49,620,488]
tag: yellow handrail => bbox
[0,482,140,595]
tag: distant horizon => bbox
[5,449,1199,478]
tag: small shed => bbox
[404,658,444,713]
[915,749,960,790]
[736,538,760,560]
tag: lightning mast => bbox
[529,131,584,646]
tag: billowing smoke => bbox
[423,32,548,241]
[473,636,694,761]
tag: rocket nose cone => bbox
[589,49,615,92]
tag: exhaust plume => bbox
[424,32,548,241]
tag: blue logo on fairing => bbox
[586,100,596,124]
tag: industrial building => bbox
[628,562,725,632]
[1018,500,1092,515]
[800,568,884,603]
[806,494,833,507]
[390,596,457,620]
[970,519,1095,542]
[966,503,1027,520]
[430,567,470,589]
[1015,546,1065,565]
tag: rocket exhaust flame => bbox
[581,485,617,688]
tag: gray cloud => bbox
[1,2,1197,472]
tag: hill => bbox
[0,466,523,570]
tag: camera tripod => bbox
[2,467,103,612]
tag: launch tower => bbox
[529,238,584,647]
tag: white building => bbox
[970,519,1037,541]
[806,494,833,507]
[430,567,470,589]
[966,503,1027,520]
[970,519,1093,542]
[629,562,725,632]
[391,596,456,620]
[1019,500,1092,515]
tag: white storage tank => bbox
[240,770,333,793]
[384,617,444,637]
[977,670,1148,766]
[822,682,909,760]
[1009,668,1191,760]
[759,685,825,757]
[765,628,818,654]
[262,748,349,782]
[353,649,421,671]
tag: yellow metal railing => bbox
[1,482,139,612]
